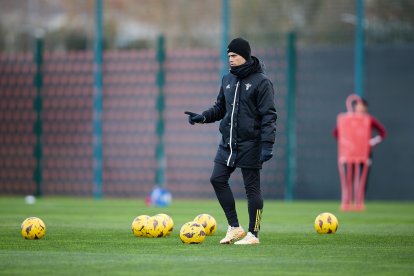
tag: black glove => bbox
[260,142,273,163]
[184,111,206,125]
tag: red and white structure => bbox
[336,94,371,211]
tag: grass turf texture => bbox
[1,197,413,275]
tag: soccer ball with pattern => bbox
[155,213,174,236]
[147,215,167,238]
[179,221,206,244]
[193,214,216,236]
[131,215,150,237]
[314,212,339,234]
[21,217,46,240]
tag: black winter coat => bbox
[202,57,277,169]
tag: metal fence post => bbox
[285,31,297,200]
[33,37,43,197]
[93,0,103,198]
[220,0,230,78]
[355,0,365,97]
[155,35,166,188]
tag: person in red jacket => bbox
[333,98,387,191]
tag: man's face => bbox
[355,102,368,114]
[228,52,246,67]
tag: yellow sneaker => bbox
[220,226,246,244]
[234,232,260,245]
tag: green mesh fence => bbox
[0,47,287,199]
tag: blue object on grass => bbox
[149,187,172,207]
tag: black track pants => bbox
[210,162,263,236]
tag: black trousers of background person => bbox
[210,162,263,236]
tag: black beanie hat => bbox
[227,37,251,61]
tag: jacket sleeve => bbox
[370,115,387,139]
[201,84,226,123]
[332,126,338,139]
[257,78,277,144]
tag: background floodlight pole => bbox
[354,0,365,97]
[93,0,103,199]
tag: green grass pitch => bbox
[1,197,413,275]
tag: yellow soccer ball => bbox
[131,215,150,237]
[314,212,339,234]
[179,221,206,244]
[21,217,46,240]
[193,214,217,236]
[155,213,174,236]
[147,215,166,238]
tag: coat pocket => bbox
[219,116,230,135]
[219,136,230,149]
[242,118,260,139]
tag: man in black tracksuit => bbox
[185,37,277,245]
